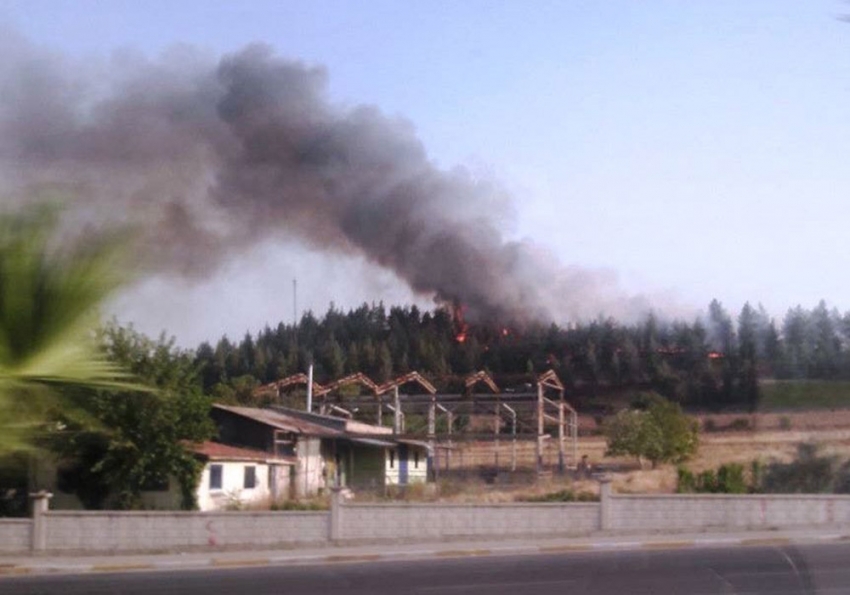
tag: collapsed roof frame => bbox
[257,369,579,474]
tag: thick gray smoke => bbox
[0,35,661,325]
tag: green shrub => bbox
[749,460,764,493]
[716,463,747,494]
[761,443,837,493]
[677,463,748,494]
[270,499,328,511]
[604,394,699,468]
[517,489,600,503]
[520,489,576,502]
[676,466,696,493]
[696,470,718,492]
[779,416,792,431]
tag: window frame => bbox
[209,464,223,491]
[243,465,257,489]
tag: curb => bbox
[3,533,849,577]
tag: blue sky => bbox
[2,1,849,343]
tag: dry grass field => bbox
[438,409,850,498]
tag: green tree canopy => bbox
[50,324,214,509]
[604,393,699,468]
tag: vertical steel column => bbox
[494,395,501,472]
[446,410,453,471]
[393,386,401,434]
[558,402,565,474]
[501,403,517,473]
[572,409,579,469]
[427,394,436,481]
[536,382,544,474]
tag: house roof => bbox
[397,438,431,450]
[212,404,345,437]
[188,441,296,465]
[270,406,393,436]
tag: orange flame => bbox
[451,302,469,344]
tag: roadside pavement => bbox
[2,527,849,577]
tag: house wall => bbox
[294,437,323,498]
[349,445,385,490]
[197,461,272,511]
[385,445,428,485]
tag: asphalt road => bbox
[5,542,850,595]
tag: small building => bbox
[189,441,296,511]
[210,405,430,497]
[385,440,429,486]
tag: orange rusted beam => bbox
[464,370,500,394]
[323,372,379,395]
[377,371,437,395]
[537,369,564,392]
[256,373,330,397]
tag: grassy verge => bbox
[760,380,850,410]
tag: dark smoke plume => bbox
[0,35,661,325]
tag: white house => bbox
[385,440,429,486]
[189,441,297,511]
[210,405,431,496]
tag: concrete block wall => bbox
[4,493,850,555]
[0,519,32,552]
[42,511,328,553]
[609,494,850,532]
[338,503,600,542]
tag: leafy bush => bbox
[605,393,699,468]
[270,499,328,511]
[676,467,696,493]
[677,464,747,494]
[716,463,747,493]
[779,416,792,431]
[517,489,599,503]
[759,443,838,493]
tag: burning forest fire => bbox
[450,303,470,343]
[448,302,516,345]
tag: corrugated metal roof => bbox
[213,404,344,437]
[349,437,396,448]
[187,441,296,465]
[397,439,431,450]
[265,406,392,436]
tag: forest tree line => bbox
[194,299,850,412]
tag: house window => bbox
[389,450,395,469]
[244,465,257,489]
[209,464,223,490]
[414,450,419,469]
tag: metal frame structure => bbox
[256,369,579,475]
